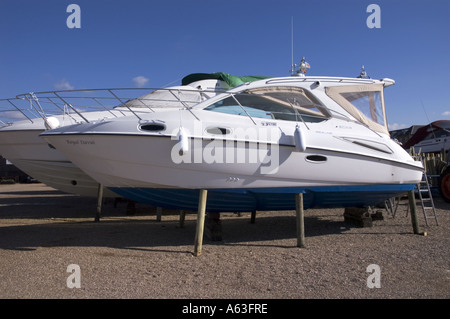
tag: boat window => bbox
[423,128,449,140]
[340,91,385,128]
[204,87,327,122]
[140,123,165,132]
[206,127,231,135]
[325,84,389,135]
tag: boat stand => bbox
[179,210,186,228]
[194,189,208,256]
[250,210,256,224]
[407,189,424,235]
[156,207,162,222]
[192,190,307,255]
[295,193,306,248]
[95,183,103,222]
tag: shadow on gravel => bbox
[0,209,351,252]
[6,185,427,252]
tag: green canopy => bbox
[181,72,270,88]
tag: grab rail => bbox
[13,87,225,125]
[0,98,39,127]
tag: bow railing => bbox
[7,86,223,127]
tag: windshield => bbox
[204,86,328,123]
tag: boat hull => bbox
[110,184,415,212]
[41,132,423,210]
[0,129,117,197]
[43,133,423,187]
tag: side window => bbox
[204,87,327,122]
[204,96,275,119]
[325,83,389,135]
[340,91,385,127]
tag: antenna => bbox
[420,99,437,139]
[290,18,310,76]
[291,16,294,73]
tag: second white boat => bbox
[0,73,239,196]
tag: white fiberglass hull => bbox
[0,124,117,197]
[0,78,231,196]
[413,136,450,154]
[40,109,424,213]
[41,129,423,211]
[43,133,423,190]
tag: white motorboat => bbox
[403,120,449,154]
[0,73,250,196]
[41,70,424,211]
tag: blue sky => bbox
[1,0,449,129]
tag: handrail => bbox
[6,98,34,123]
[0,98,38,126]
[13,87,224,124]
[52,91,90,123]
[230,94,257,125]
[168,89,200,121]
[107,89,142,121]
[265,76,380,85]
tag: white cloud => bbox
[54,79,74,90]
[132,76,149,88]
[442,111,450,116]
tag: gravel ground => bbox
[0,183,448,300]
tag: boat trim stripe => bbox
[41,132,423,171]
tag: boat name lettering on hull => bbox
[66,139,95,145]
[261,122,277,127]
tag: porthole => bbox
[140,123,165,132]
[306,155,327,163]
[206,127,231,135]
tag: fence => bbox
[410,148,449,187]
